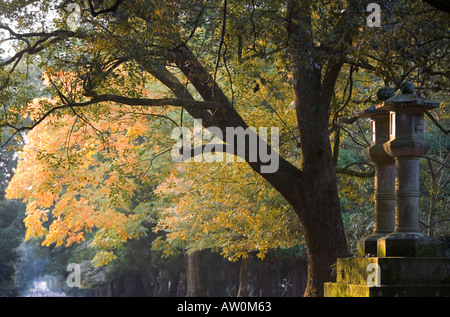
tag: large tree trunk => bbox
[157,1,351,292]
[166,44,349,296]
[292,84,349,296]
[185,251,205,297]
[291,63,349,296]
[296,193,348,296]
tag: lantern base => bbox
[377,232,437,257]
[324,257,450,297]
[357,232,390,257]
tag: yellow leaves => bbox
[43,217,67,247]
[154,161,303,261]
[41,72,52,87]
[92,251,117,267]
[27,97,58,121]
[154,171,185,196]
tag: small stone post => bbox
[377,82,439,257]
[157,269,171,297]
[357,87,396,257]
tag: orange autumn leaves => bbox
[6,99,154,264]
[7,96,303,265]
[6,61,304,265]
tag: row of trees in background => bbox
[0,0,449,296]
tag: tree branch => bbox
[0,95,220,141]
[137,62,222,129]
[0,27,78,67]
[425,111,450,134]
[213,0,228,98]
[0,26,82,92]
[91,94,220,110]
[87,0,125,17]
[170,42,304,208]
[336,161,375,178]
[421,0,450,13]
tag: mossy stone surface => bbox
[325,257,450,297]
[324,283,450,297]
[336,257,450,285]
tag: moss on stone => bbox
[325,257,450,297]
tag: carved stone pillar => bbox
[377,82,439,257]
[357,87,395,256]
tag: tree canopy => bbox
[1,0,448,296]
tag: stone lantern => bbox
[356,87,396,257]
[157,269,171,297]
[324,83,450,297]
[376,82,439,257]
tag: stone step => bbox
[335,257,450,286]
[324,282,450,297]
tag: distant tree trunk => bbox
[237,257,249,297]
[291,256,307,297]
[123,272,147,297]
[185,251,205,297]
[146,267,159,297]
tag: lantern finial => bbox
[377,85,395,101]
[400,81,414,94]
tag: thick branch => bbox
[170,43,304,208]
[0,95,219,139]
[91,94,220,110]
[137,63,222,129]
[87,0,125,17]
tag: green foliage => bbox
[0,138,25,296]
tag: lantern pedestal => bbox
[377,232,436,257]
[324,257,450,297]
[376,152,436,257]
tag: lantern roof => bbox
[356,86,394,118]
[356,104,389,118]
[377,82,439,111]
